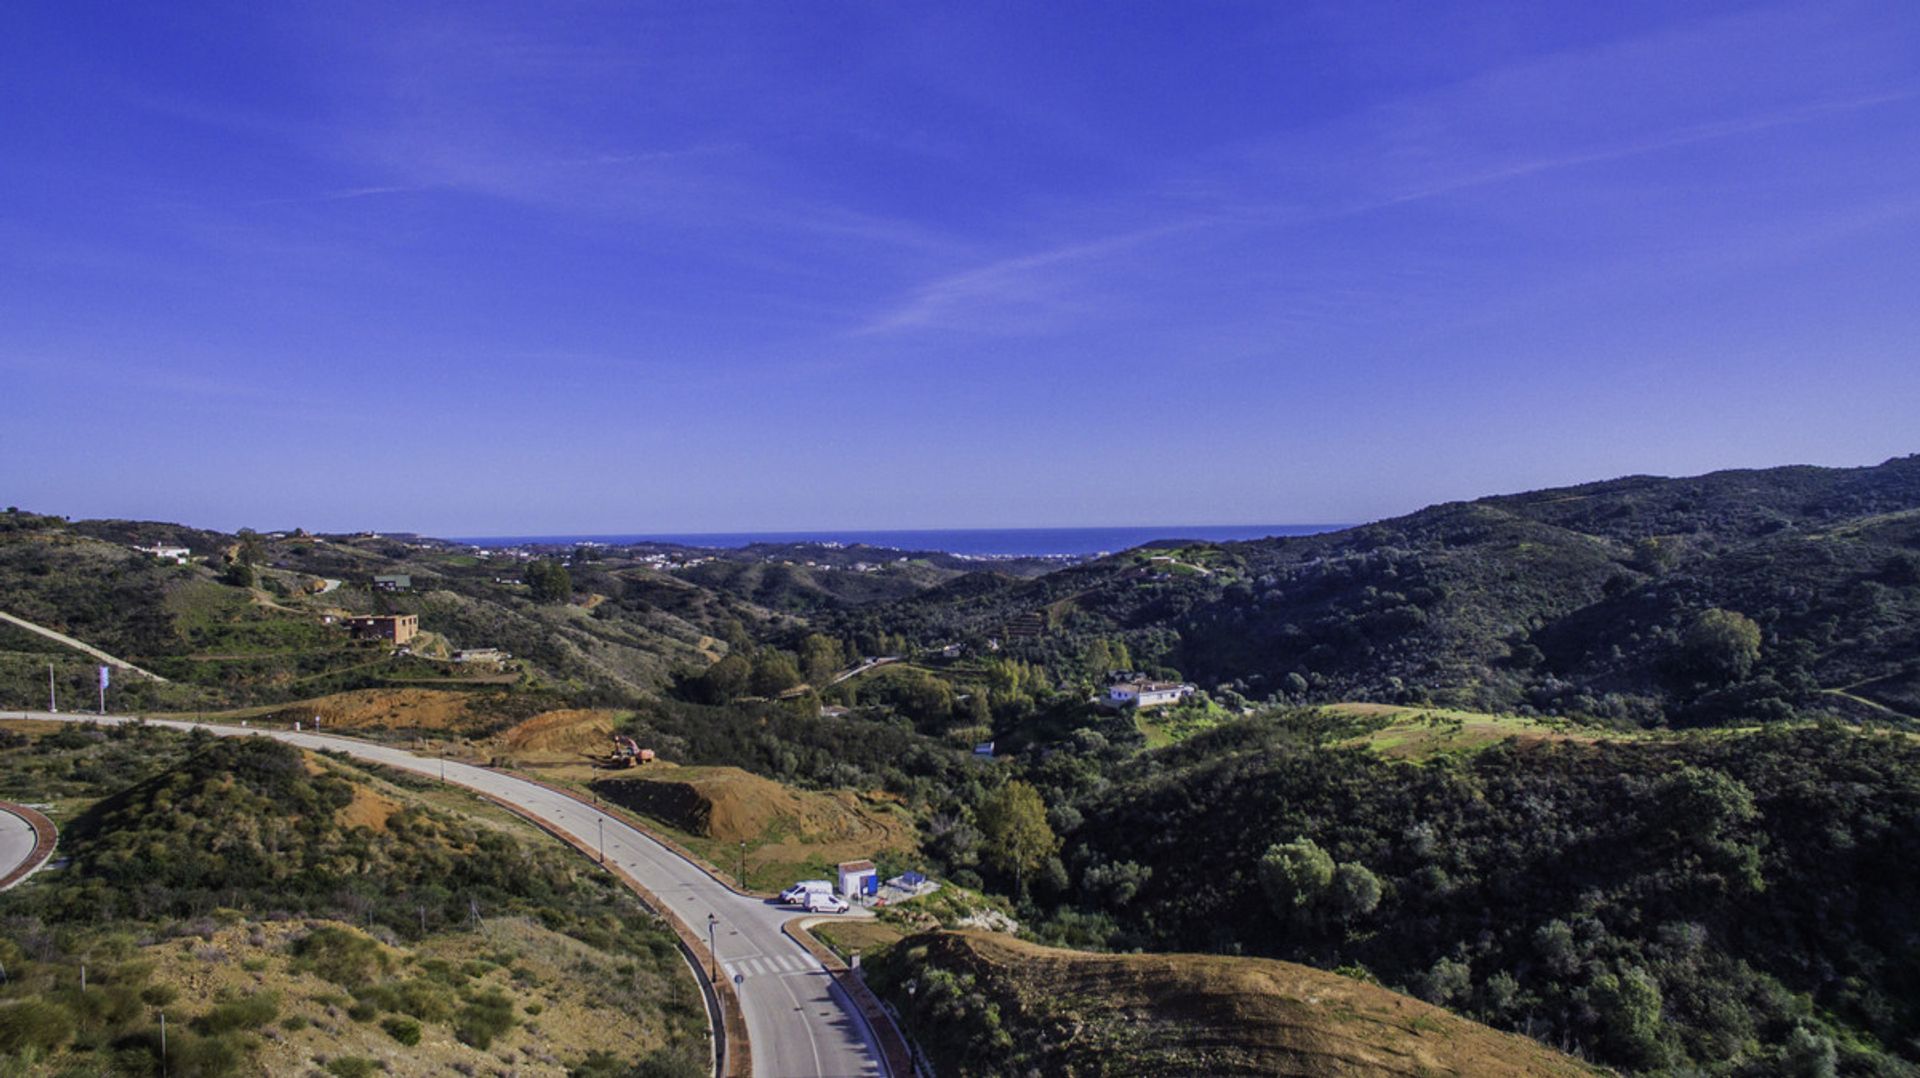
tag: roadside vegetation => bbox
[0,722,704,1076]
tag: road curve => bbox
[8,711,885,1078]
[0,801,57,890]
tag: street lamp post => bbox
[598,816,605,864]
[707,914,718,981]
[738,841,746,889]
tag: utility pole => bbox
[159,1010,167,1077]
[48,663,56,713]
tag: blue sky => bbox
[3,1,1917,534]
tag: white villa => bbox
[1105,679,1196,709]
[133,544,191,563]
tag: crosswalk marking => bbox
[727,952,825,979]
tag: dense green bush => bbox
[0,998,77,1054]
[381,1014,422,1045]
[192,992,279,1035]
[454,988,517,1048]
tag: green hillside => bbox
[1003,714,1920,1074]
[0,513,761,709]
[829,455,1920,726]
[0,722,703,1076]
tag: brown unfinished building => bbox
[344,614,418,646]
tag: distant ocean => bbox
[453,525,1343,558]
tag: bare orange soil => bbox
[338,782,404,832]
[495,708,618,755]
[597,764,917,860]
[257,688,496,733]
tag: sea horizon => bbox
[450,523,1346,558]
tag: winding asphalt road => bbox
[8,711,884,1078]
[0,806,42,886]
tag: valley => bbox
[4,455,1920,1076]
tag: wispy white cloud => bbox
[855,3,1920,340]
[1364,89,1918,213]
[854,222,1200,335]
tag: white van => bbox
[804,892,850,914]
[780,880,833,905]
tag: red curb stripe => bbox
[0,801,58,891]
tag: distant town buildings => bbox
[372,573,412,592]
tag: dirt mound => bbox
[895,931,1599,1077]
[258,689,494,733]
[496,709,618,754]
[595,765,915,852]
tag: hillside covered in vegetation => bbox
[8,455,1920,1076]
[0,723,703,1076]
[994,715,1920,1075]
[829,455,1920,726]
[869,930,1598,1077]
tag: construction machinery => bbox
[608,735,655,769]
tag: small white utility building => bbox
[837,859,878,900]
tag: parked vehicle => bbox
[780,880,833,905]
[803,892,850,914]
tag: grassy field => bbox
[1318,702,1636,759]
[1132,697,1235,748]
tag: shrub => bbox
[325,1057,379,1078]
[0,998,77,1054]
[193,992,279,1034]
[454,989,517,1049]
[169,1031,246,1077]
[294,927,389,987]
[381,1015,421,1046]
